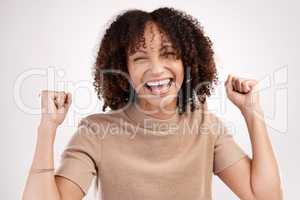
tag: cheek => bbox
[128,64,145,91]
[173,63,184,90]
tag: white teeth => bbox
[146,78,171,87]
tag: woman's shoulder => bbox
[191,101,228,136]
[76,109,127,135]
[81,108,125,125]
[74,107,137,141]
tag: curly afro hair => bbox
[93,7,218,114]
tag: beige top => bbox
[54,102,248,200]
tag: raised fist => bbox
[39,90,72,128]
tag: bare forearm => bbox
[242,107,283,199]
[22,124,61,200]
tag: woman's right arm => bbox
[22,90,84,200]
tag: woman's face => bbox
[127,22,184,110]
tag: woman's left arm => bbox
[216,74,283,200]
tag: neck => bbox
[135,96,178,120]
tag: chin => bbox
[142,93,177,110]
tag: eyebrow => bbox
[134,49,147,54]
[159,43,174,51]
[132,43,174,55]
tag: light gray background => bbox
[1,0,299,199]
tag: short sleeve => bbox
[212,116,248,174]
[54,119,100,194]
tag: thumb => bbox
[65,92,72,110]
[225,74,234,94]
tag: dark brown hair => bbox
[93,7,218,114]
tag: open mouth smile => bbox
[144,78,174,95]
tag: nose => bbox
[149,59,165,77]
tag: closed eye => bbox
[162,51,176,58]
[166,52,176,55]
[133,57,148,62]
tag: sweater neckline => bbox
[124,100,183,132]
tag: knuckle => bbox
[59,91,66,97]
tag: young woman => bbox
[22,7,283,200]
